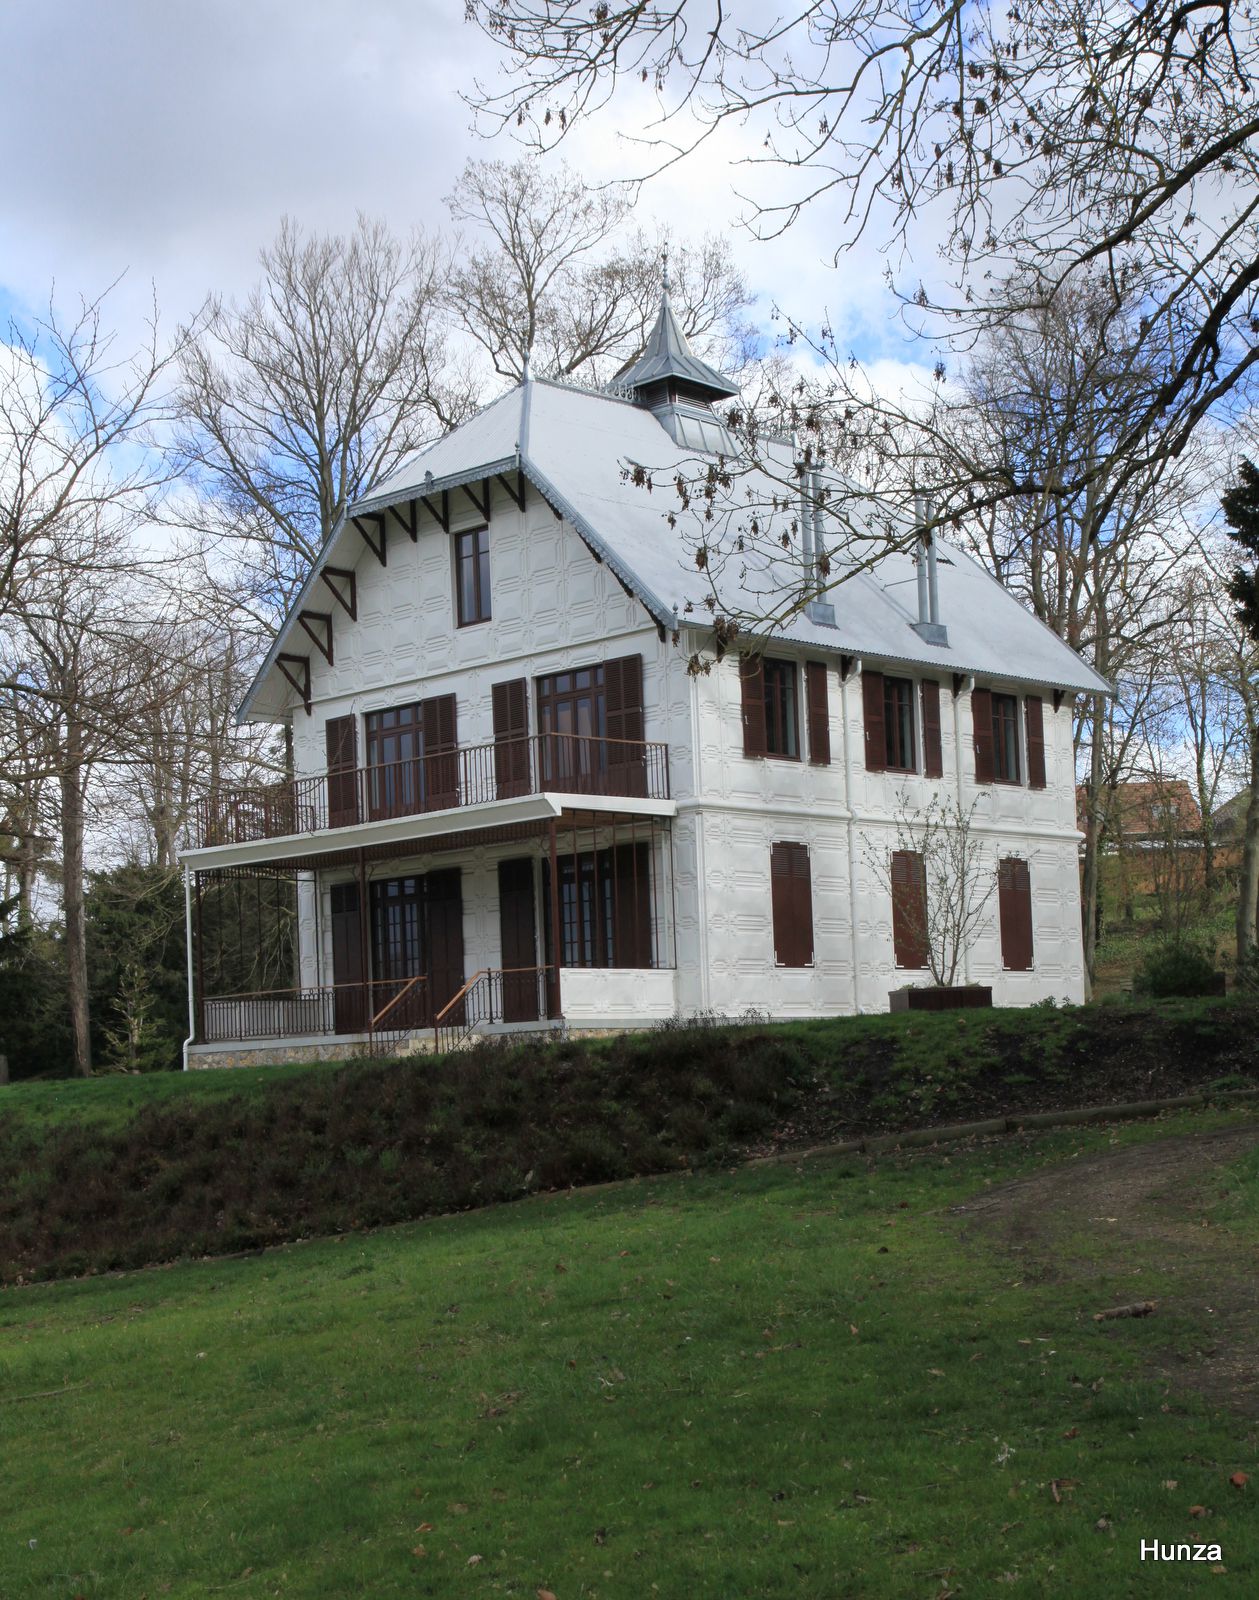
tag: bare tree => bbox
[6,518,186,1076]
[0,283,180,632]
[173,216,476,620]
[446,158,754,383]
[931,284,1204,988]
[863,791,996,988]
[468,0,1259,500]
[114,612,280,869]
[1162,569,1249,901]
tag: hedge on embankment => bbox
[2,996,1257,1284]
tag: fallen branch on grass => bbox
[1093,1301,1157,1322]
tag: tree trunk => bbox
[61,715,92,1078]
[1237,719,1259,964]
[1079,693,1106,996]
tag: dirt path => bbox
[953,1122,1259,1412]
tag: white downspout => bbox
[689,634,712,1014]
[953,679,973,986]
[842,661,863,1013]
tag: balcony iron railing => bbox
[195,733,670,847]
[199,978,430,1044]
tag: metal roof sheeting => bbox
[240,372,1109,721]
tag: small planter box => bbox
[889,985,994,1013]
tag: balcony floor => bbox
[181,790,676,872]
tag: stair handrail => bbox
[370,973,428,1038]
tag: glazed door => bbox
[498,857,539,1022]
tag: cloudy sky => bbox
[0,0,925,379]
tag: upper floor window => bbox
[455,527,491,625]
[763,658,800,758]
[992,693,1021,783]
[973,687,1025,786]
[740,654,800,760]
[882,676,916,772]
[861,668,917,774]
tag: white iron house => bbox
[180,291,1107,1067]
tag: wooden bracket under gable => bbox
[952,672,966,699]
[297,610,334,666]
[277,652,312,715]
[353,514,387,566]
[420,489,450,533]
[320,565,357,620]
[840,654,855,681]
[497,470,526,512]
[397,500,418,541]
[461,479,491,521]
[1053,688,1068,713]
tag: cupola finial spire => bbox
[661,245,671,297]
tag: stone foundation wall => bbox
[186,1039,370,1070]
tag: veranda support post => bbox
[547,817,562,1020]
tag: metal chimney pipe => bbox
[925,498,941,624]
[913,494,929,624]
[798,444,814,579]
[811,467,826,590]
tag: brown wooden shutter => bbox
[612,841,653,967]
[1025,695,1047,789]
[498,857,540,1023]
[421,693,459,811]
[325,714,359,828]
[740,655,768,758]
[770,841,813,966]
[329,881,365,1031]
[806,661,831,766]
[998,857,1034,970]
[971,686,995,784]
[891,849,929,969]
[492,678,530,799]
[425,867,466,1017]
[921,679,943,779]
[605,653,647,795]
[862,668,886,772]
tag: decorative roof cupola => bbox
[618,254,739,453]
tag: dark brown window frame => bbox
[454,524,491,626]
[991,692,1022,785]
[882,675,917,772]
[762,657,801,761]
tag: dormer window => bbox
[456,527,491,626]
[656,405,736,455]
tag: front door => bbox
[330,882,366,1033]
[498,857,539,1022]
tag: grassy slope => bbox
[3,1109,1256,1599]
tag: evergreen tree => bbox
[1220,461,1259,960]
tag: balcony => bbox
[195,733,671,848]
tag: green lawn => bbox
[0,1056,351,1133]
[3,1108,1257,1597]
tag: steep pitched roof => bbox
[240,374,1110,721]
[616,292,740,401]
